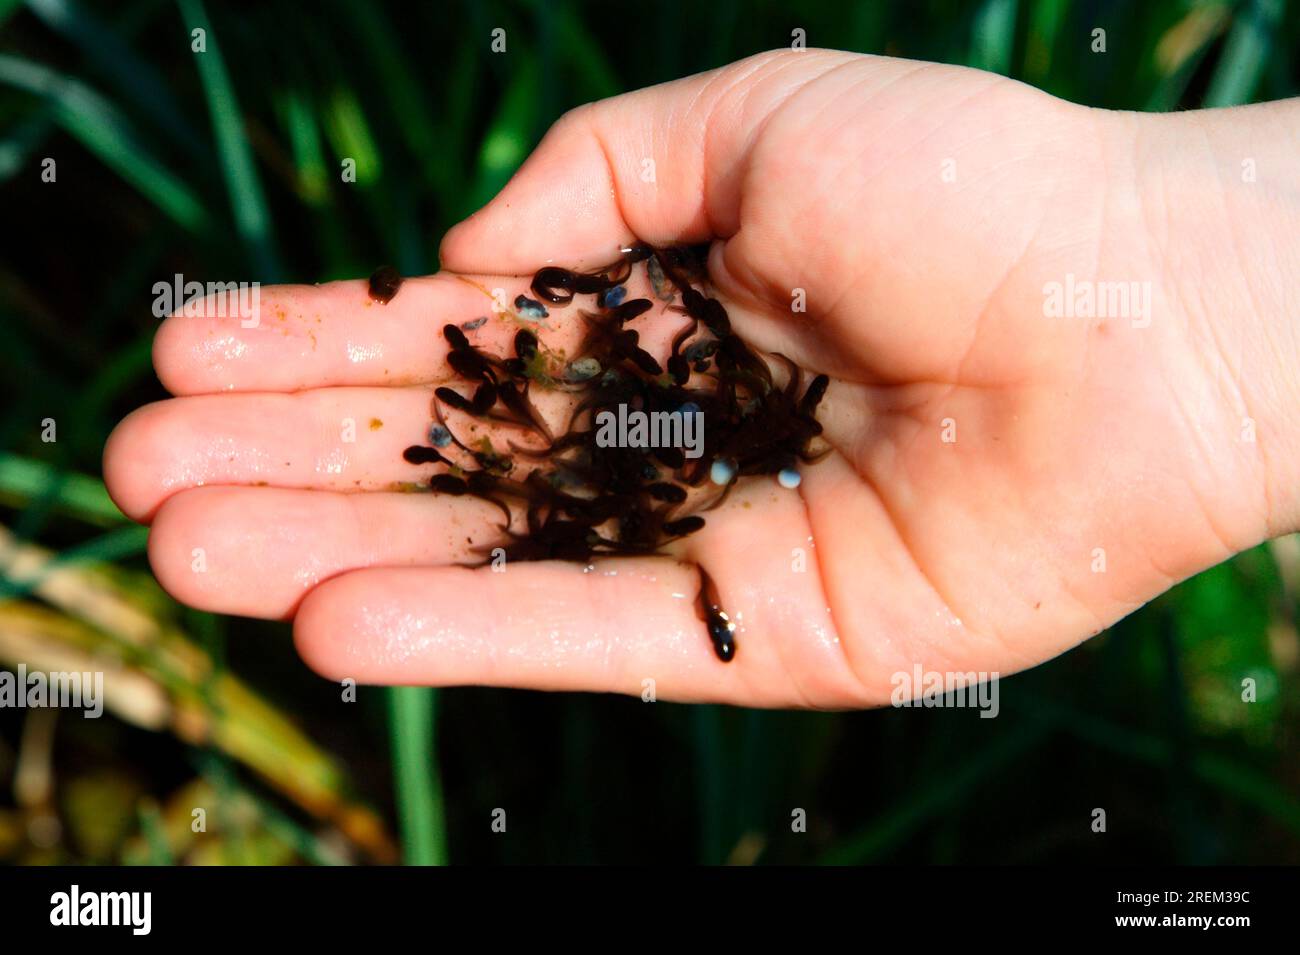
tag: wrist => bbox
[1114,102,1300,539]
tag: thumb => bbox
[438,49,860,274]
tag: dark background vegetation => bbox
[1,0,1298,864]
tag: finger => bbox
[291,560,801,705]
[153,261,679,396]
[154,273,497,396]
[438,49,861,274]
[147,486,505,620]
[104,388,443,521]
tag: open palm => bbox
[105,50,1272,706]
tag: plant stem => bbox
[387,687,448,866]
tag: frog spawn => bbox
[401,244,831,662]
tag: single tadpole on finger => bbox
[697,567,736,663]
[368,265,403,304]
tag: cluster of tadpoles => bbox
[380,243,831,662]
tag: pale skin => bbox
[103,50,1300,707]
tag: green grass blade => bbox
[820,719,1053,864]
[195,753,351,866]
[137,801,177,866]
[1194,751,1300,837]
[26,0,203,154]
[387,686,448,865]
[1145,9,1227,112]
[0,524,149,599]
[278,89,329,206]
[330,0,439,170]
[970,0,1020,75]
[1204,0,1286,106]
[1043,697,1300,839]
[464,53,539,217]
[559,4,620,99]
[0,54,207,229]
[0,455,126,525]
[1024,0,1069,81]
[427,39,477,219]
[322,84,382,186]
[0,110,56,180]
[692,705,726,864]
[175,0,282,279]
[76,333,154,445]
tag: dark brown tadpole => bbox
[369,265,403,304]
[403,445,451,466]
[697,567,736,662]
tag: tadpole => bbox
[368,265,403,304]
[697,567,736,662]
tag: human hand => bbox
[104,50,1300,706]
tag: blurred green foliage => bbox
[1,0,1298,864]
